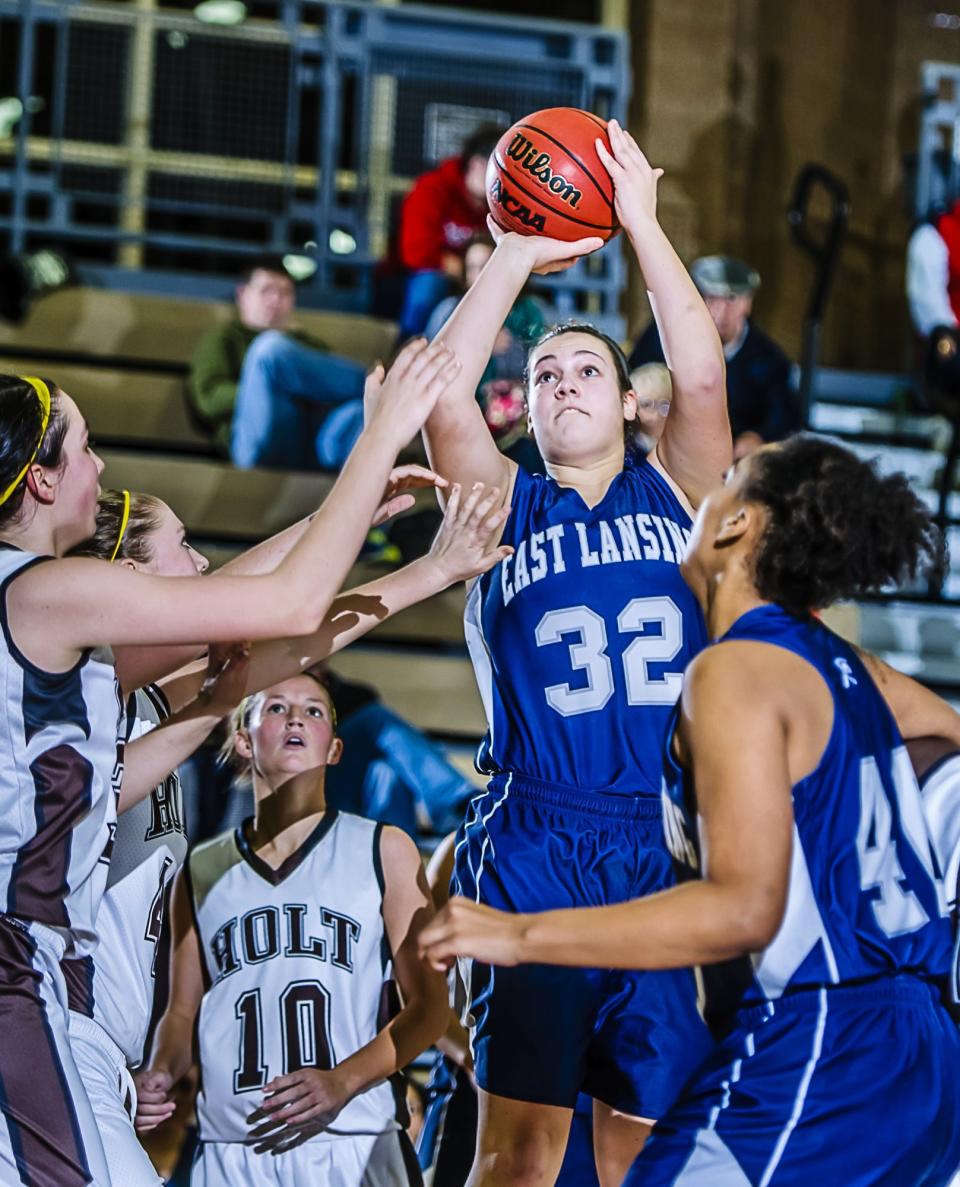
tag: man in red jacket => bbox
[397,126,500,338]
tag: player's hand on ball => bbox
[419,897,526,972]
[367,338,462,448]
[250,1068,349,1137]
[133,1069,176,1132]
[594,118,663,231]
[487,215,603,277]
[427,481,514,587]
[371,463,449,527]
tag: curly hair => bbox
[743,435,946,614]
[69,489,164,565]
[0,375,68,531]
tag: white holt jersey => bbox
[920,750,960,910]
[0,546,123,957]
[63,683,188,1064]
[189,810,401,1143]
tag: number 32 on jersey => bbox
[536,595,684,716]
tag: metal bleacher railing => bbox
[0,0,630,330]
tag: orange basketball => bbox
[486,108,619,243]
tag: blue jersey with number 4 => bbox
[465,457,708,798]
[662,605,953,1024]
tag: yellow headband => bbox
[109,489,131,564]
[0,377,52,507]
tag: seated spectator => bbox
[907,194,960,407]
[187,256,367,470]
[396,127,500,339]
[426,235,548,474]
[629,254,798,458]
[629,361,672,454]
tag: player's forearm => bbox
[216,515,313,578]
[517,879,780,970]
[148,1009,197,1084]
[626,217,724,403]
[429,237,530,409]
[119,699,222,813]
[435,1011,473,1073]
[337,999,447,1101]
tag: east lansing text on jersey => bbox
[209,903,362,983]
[501,514,693,607]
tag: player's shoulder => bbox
[684,637,797,709]
[188,827,243,911]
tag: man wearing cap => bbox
[628,254,799,459]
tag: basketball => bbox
[486,107,619,242]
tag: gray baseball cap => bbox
[690,255,760,298]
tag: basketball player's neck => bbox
[1,514,68,560]
[702,562,768,641]
[546,446,624,508]
[249,770,328,867]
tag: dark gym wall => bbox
[624,0,960,371]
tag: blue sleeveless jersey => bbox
[465,457,708,798]
[662,604,952,1023]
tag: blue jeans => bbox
[230,330,366,470]
[399,270,452,339]
[324,703,476,836]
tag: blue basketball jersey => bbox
[465,457,708,798]
[662,604,952,1024]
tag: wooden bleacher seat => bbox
[0,287,398,369]
[0,288,398,455]
[0,360,212,452]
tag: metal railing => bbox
[0,0,630,324]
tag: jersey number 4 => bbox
[856,750,946,938]
[234,981,335,1093]
[536,596,683,716]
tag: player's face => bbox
[53,392,105,552]
[246,676,340,781]
[236,269,295,331]
[681,447,772,596]
[527,333,636,466]
[142,502,209,577]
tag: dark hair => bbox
[70,489,164,564]
[237,255,295,286]
[524,322,644,452]
[0,375,69,531]
[220,665,338,776]
[743,435,947,614]
[461,124,502,168]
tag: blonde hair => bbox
[70,489,165,564]
[630,363,672,406]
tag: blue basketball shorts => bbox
[452,774,713,1118]
[629,976,960,1186]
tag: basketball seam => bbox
[492,150,617,233]
[516,121,616,220]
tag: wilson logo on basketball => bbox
[489,177,547,233]
[505,133,583,208]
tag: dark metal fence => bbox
[0,0,630,325]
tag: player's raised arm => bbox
[596,120,730,508]
[420,644,795,973]
[11,340,460,673]
[156,483,512,714]
[422,225,602,500]
[136,869,204,1132]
